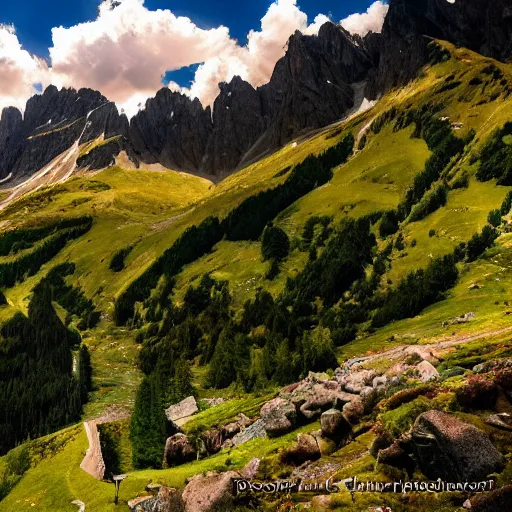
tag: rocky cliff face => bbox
[368,0,512,97]
[0,85,127,180]
[202,76,264,174]
[0,21,375,181]
[129,88,212,172]
[0,107,22,150]
[129,22,375,176]
[251,23,373,162]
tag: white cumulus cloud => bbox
[341,1,389,37]
[0,24,48,113]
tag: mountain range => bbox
[0,0,511,184]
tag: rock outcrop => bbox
[129,89,212,173]
[260,397,297,437]
[181,470,239,512]
[0,86,128,180]
[0,21,376,182]
[320,408,351,440]
[0,107,22,149]
[470,484,512,512]
[165,396,199,424]
[412,410,504,481]
[202,77,265,174]
[280,433,321,465]
[163,433,196,467]
[128,486,184,512]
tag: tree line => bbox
[0,217,93,288]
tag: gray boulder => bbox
[416,361,440,383]
[182,470,239,512]
[470,484,512,512]
[372,375,388,390]
[342,397,365,425]
[281,433,321,465]
[128,486,184,512]
[486,413,512,431]
[228,418,266,447]
[338,369,377,394]
[377,441,415,476]
[412,410,504,481]
[473,358,512,374]
[360,386,378,411]
[165,396,198,423]
[320,409,351,440]
[163,434,196,468]
[261,397,297,436]
[281,380,357,420]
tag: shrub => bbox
[261,225,290,261]
[265,259,280,280]
[5,445,30,476]
[302,216,332,248]
[332,325,357,346]
[501,191,512,215]
[297,326,338,376]
[394,233,405,251]
[109,245,133,272]
[488,209,502,227]
[379,210,400,238]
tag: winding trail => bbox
[345,325,512,369]
[80,421,106,481]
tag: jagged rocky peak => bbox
[250,21,371,158]
[316,22,374,83]
[5,1,512,181]
[129,88,212,172]
[0,107,23,148]
[23,85,110,133]
[0,84,128,180]
[202,76,265,175]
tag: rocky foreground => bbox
[127,342,512,512]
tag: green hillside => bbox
[1,41,512,511]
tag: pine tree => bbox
[131,375,169,469]
[261,224,290,261]
[79,344,93,402]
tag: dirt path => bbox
[80,421,106,481]
[345,326,512,369]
